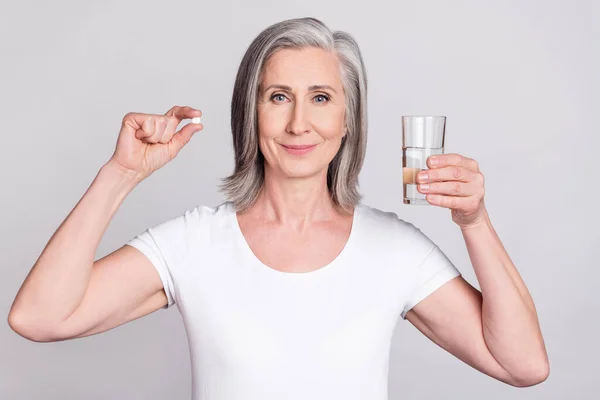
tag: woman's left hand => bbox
[416,153,487,228]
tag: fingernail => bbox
[429,157,438,166]
[419,184,429,192]
[418,172,429,182]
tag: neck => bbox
[251,165,340,226]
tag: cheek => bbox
[313,109,345,139]
[258,106,287,135]
[256,110,280,158]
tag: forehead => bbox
[261,47,342,86]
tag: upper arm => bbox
[48,244,168,342]
[404,276,517,386]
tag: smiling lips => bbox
[280,143,317,155]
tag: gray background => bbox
[1,0,597,398]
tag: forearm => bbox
[9,161,141,327]
[461,209,549,384]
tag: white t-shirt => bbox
[126,201,461,400]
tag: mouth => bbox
[280,143,318,155]
[281,144,318,150]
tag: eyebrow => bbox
[262,84,337,94]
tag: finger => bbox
[134,115,159,142]
[417,165,481,184]
[428,153,479,171]
[158,116,180,144]
[123,112,151,137]
[165,105,202,121]
[417,180,479,197]
[139,115,180,144]
[138,116,170,143]
[465,157,480,172]
[425,194,476,210]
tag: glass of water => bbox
[402,116,446,205]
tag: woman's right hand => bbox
[108,105,203,180]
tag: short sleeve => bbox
[126,211,194,309]
[400,232,462,320]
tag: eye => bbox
[271,93,288,102]
[314,94,330,103]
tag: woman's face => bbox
[257,47,346,180]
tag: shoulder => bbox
[177,201,233,221]
[358,203,421,235]
[140,201,233,240]
[357,203,436,252]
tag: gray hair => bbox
[219,17,368,214]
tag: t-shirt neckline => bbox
[228,201,361,278]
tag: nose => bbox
[286,101,311,136]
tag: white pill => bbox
[192,117,202,124]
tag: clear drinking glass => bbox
[402,116,446,205]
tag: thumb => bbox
[170,122,203,154]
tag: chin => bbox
[276,161,326,179]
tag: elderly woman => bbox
[9,17,548,399]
